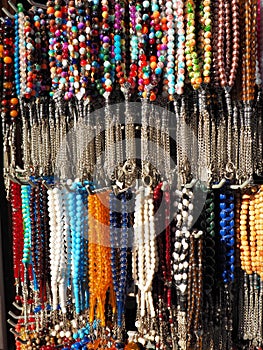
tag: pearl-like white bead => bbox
[173,264,178,271]
[174,241,181,249]
[173,252,179,261]
[183,261,189,269]
[182,199,189,206]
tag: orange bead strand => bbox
[88,192,114,327]
[239,193,252,275]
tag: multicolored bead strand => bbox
[114,0,127,89]
[185,0,202,89]
[1,17,19,120]
[17,3,27,98]
[175,0,186,95]
[99,0,114,95]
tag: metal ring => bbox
[143,175,153,187]
[123,160,136,175]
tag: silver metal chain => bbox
[141,98,149,177]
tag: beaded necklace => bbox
[219,187,235,284]
[185,0,201,90]
[41,8,51,96]
[110,192,129,334]
[214,0,240,90]
[74,0,87,99]
[242,0,257,102]
[198,0,212,84]
[172,186,194,350]
[80,182,89,310]
[250,191,257,274]
[173,186,193,293]
[98,0,114,96]
[203,190,215,290]
[154,182,166,348]
[47,0,68,97]
[11,181,24,289]
[239,192,252,275]
[17,3,27,98]
[136,0,151,98]
[164,0,176,99]
[21,184,32,266]
[47,0,57,97]
[174,0,186,96]
[32,7,50,97]
[89,0,101,99]
[41,182,51,301]
[66,0,80,99]
[127,0,138,91]
[29,185,38,293]
[30,7,42,98]
[201,190,216,348]
[47,186,63,312]
[238,187,263,278]
[79,0,92,100]
[134,0,143,96]
[147,0,166,101]
[14,11,21,97]
[24,10,36,99]
[114,0,127,89]
[154,182,175,349]
[58,186,72,314]
[2,17,19,120]
[67,181,82,314]
[88,191,114,327]
[187,229,203,350]
[133,186,157,336]
[255,186,263,279]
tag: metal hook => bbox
[64,183,76,193]
[8,318,37,327]
[8,311,25,320]
[212,178,226,189]
[7,0,17,11]
[20,178,36,187]
[86,184,111,195]
[15,166,27,174]
[27,0,47,9]
[27,179,37,188]
[7,174,22,185]
[185,178,198,189]
[1,7,14,18]
[13,301,23,311]
[230,177,252,190]
[7,319,17,327]
[9,329,27,344]
[42,180,53,190]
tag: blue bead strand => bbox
[78,182,89,312]
[119,192,128,324]
[67,181,82,314]
[21,185,32,265]
[219,186,235,284]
